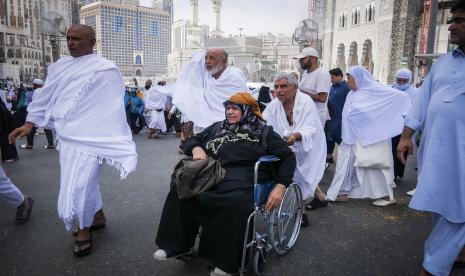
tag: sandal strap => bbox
[75,238,92,246]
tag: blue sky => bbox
[140,0,309,36]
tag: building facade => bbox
[0,0,68,83]
[80,0,171,80]
[320,0,423,84]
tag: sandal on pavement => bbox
[72,221,106,236]
[43,145,55,149]
[301,213,309,227]
[305,198,328,211]
[73,237,92,257]
[15,197,33,225]
[372,199,396,207]
[20,144,33,149]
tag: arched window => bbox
[135,55,142,65]
[136,69,142,77]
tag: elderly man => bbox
[9,24,137,256]
[292,48,331,210]
[19,79,55,149]
[397,1,465,275]
[171,48,248,152]
[263,73,326,225]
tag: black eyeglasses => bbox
[447,17,465,24]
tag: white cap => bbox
[293,47,319,59]
[32,79,44,85]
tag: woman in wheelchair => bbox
[154,92,296,275]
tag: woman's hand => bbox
[265,184,287,211]
[192,146,208,160]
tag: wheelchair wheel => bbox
[253,248,265,275]
[268,183,303,255]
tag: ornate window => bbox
[352,7,361,26]
[365,2,375,22]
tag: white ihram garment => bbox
[144,85,167,131]
[263,92,326,199]
[0,165,24,208]
[326,66,409,201]
[26,54,137,230]
[172,50,248,128]
[326,142,395,201]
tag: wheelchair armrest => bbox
[258,155,280,163]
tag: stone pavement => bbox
[0,134,463,276]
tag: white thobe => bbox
[26,54,137,230]
[263,92,326,199]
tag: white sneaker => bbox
[406,188,416,196]
[210,267,232,276]
[153,249,167,261]
[372,199,396,207]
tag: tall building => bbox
[80,0,171,79]
[0,0,68,82]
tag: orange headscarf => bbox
[226,92,263,119]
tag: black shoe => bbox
[305,198,328,211]
[301,213,309,228]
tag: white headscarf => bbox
[393,68,418,104]
[342,66,411,146]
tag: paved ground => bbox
[0,133,463,276]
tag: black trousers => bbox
[0,132,18,161]
[391,135,407,178]
[325,121,335,155]
[164,111,181,133]
[129,113,145,134]
[26,127,53,147]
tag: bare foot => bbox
[92,209,106,225]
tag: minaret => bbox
[210,0,223,38]
[189,0,199,26]
[186,0,201,48]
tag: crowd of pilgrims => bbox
[0,66,426,273]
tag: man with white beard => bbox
[171,48,248,153]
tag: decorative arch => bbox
[347,41,359,67]
[361,39,374,73]
[336,43,347,73]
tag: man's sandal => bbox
[73,237,92,257]
[305,198,328,211]
[72,222,106,236]
[15,197,33,225]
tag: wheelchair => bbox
[239,155,303,275]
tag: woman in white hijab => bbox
[326,66,410,206]
[391,68,419,182]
